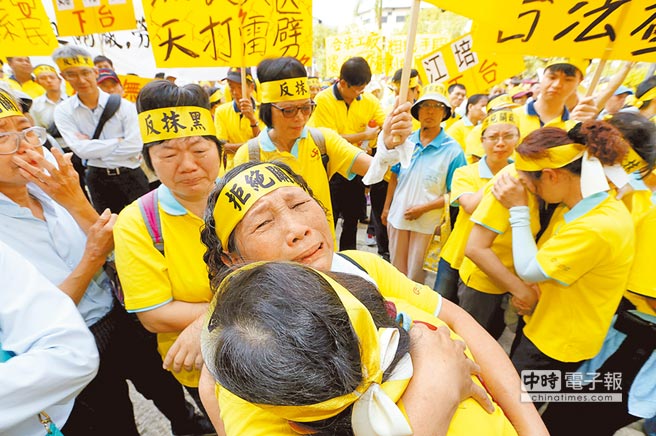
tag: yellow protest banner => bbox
[118,75,153,103]
[471,0,656,63]
[52,0,136,37]
[422,0,509,25]
[325,33,385,77]
[0,0,58,56]
[385,34,446,76]
[416,33,525,94]
[143,0,312,68]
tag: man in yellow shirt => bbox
[308,57,386,250]
[214,67,261,170]
[5,57,45,98]
[444,83,467,130]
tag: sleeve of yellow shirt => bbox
[450,164,479,205]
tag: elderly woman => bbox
[202,261,517,436]
[232,56,413,237]
[113,80,224,421]
[199,161,547,435]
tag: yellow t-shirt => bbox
[114,186,213,387]
[458,165,541,295]
[446,117,473,151]
[441,159,494,269]
[512,104,578,140]
[308,87,386,140]
[464,124,484,164]
[232,127,362,237]
[214,101,261,171]
[625,205,656,317]
[524,193,635,362]
[7,76,45,98]
[443,112,462,131]
[215,251,517,436]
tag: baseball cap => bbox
[614,85,634,96]
[411,93,451,121]
[97,68,119,84]
[225,67,253,84]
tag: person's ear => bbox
[542,168,558,183]
[220,250,240,266]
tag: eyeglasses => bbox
[271,102,316,118]
[420,102,445,110]
[482,133,518,143]
[61,69,95,81]
[0,126,48,155]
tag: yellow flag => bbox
[325,33,385,77]
[0,1,58,56]
[143,0,313,68]
[384,34,447,76]
[118,75,153,103]
[416,33,524,94]
[471,0,656,63]
[52,0,136,37]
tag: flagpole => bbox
[394,0,421,142]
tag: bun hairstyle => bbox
[567,121,629,166]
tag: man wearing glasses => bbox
[52,45,149,214]
[309,57,386,251]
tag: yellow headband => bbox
[260,78,310,103]
[482,110,518,133]
[422,82,446,96]
[203,261,410,424]
[486,94,518,112]
[620,146,649,173]
[209,89,222,105]
[0,89,24,119]
[545,57,589,77]
[308,77,320,88]
[55,55,94,72]
[138,106,216,144]
[213,163,304,248]
[514,143,586,172]
[394,76,420,90]
[33,64,57,77]
[634,87,656,108]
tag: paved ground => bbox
[130,218,647,436]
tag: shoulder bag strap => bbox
[92,94,122,140]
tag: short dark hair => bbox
[204,262,410,433]
[545,63,580,80]
[136,80,223,170]
[391,68,418,84]
[93,55,113,67]
[448,83,466,94]
[256,57,308,128]
[201,161,321,288]
[466,93,488,115]
[339,57,372,87]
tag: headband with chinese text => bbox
[209,89,222,105]
[213,163,305,248]
[0,89,24,119]
[201,261,413,432]
[486,94,519,112]
[633,87,656,108]
[55,55,94,72]
[33,64,57,77]
[138,106,216,144]
[394,76,420,91]
[422,82,445,96]
[260,78,310,103]
[482,110,518,133]
[308,77,320,88]
[514,143,622,198]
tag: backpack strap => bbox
[308,127,329,170]
[92,94,121,140]
[336,252,368,274]
[137,189,164,255]
[247,137,260,163]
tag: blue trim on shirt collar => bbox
[409,128,446,149]
[157,184,188,216]
[628,171,650,191]
[259,127,308,158]
[332,83,362,102]
[526,100,570,124]
[462,115,473,127]
[564,191,608,223]
[478,156,513,179]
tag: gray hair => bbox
[51,45,93,64]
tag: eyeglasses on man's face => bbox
[61,69,95,81]
[420,102,446,111]
[271,102,317,118]
[482,133,519,143]
[0,126,48,155]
